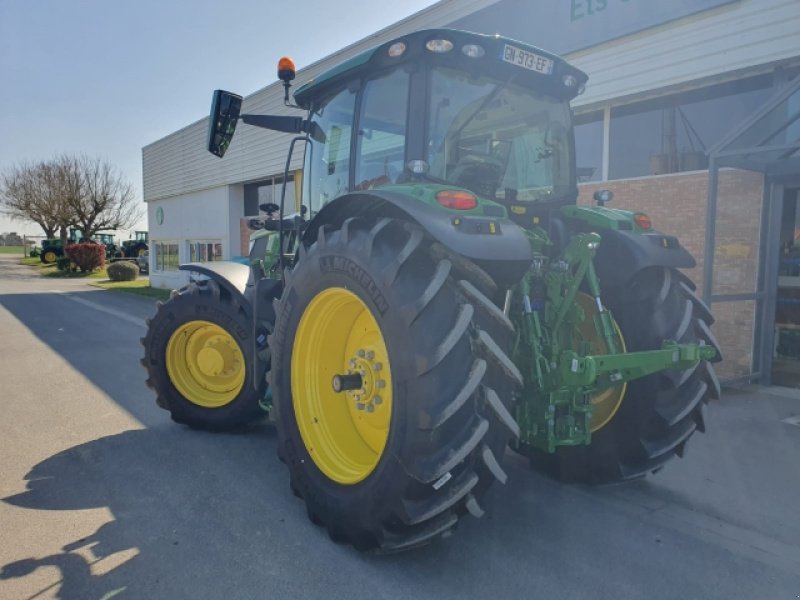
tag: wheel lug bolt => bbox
[376,380,385,389]
[373,396,382,405]
[366,404,375,413]
[373,363,382,371]
[366,350,375,360]
[357,349,366,358]
[356,403,366,411]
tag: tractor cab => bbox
[121,231,149,257]
[95,233,115,245]
[294,30,586,226]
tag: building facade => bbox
[142,0,800,383]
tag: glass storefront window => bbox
[155,242,179,271]
[189,241,222,263]
[609,75,773,179]
[574,111,603,182]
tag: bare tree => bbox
[0,161,72,239]
[56,155,142,241]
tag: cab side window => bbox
[305,87,356,212]
[354,69,409,190]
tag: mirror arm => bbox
[240,114,305,134]
[240,114,324,142]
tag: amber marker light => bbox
[278,56,296,82]
[436,190,477,210]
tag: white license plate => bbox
[501,44,554,75]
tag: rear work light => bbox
[461,44,485,58]
[426,39,453,53]
[633,213,652,230]
[387,42,406,57]
[436,190,477,210]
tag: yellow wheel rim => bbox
[166,320,245,408]
[292,287,393,485]
[574,294,627,432]
[137,247,147,257]
[44,251,57,263]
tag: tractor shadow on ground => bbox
[1,426,290,599]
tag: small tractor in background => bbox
[141,29,720,553]
[121,231,149,258]
[38,238,66,264]
[94,233,122,258]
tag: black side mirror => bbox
[207,90,243,157]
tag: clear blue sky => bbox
[0,0,439,237]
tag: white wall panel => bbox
[147,185,238,289]
[570,0,800,109]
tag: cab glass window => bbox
[304,87,356,214]
[354,69,409,190]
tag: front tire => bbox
[529,266,721,484]
[140,280,267,430]
[270,218,521,552]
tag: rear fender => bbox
[588,228,696,289]
[303,191,532,288]
[179,262,252,309]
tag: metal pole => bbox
[702,157,719,305]
[758,181,784,385]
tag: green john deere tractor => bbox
[38,238,65,264]
[121,231,149,258]
[141,29,720,552]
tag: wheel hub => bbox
[197,346,225,376]
[338,351,386,413]
[165,320,245,408]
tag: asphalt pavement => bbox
[1,253,799,600]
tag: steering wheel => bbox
[451,152,505,198]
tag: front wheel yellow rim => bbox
[44,251,57,263]
[166,320,246,408]
[292,287,393,485]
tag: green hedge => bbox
[107,261,139,282]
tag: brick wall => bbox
[579,169,765,381]
[239,218,252,257]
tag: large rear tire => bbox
[270,218,521,552]
[529,266,721,484]
[140,280,268,430]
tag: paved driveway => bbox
[1,254,799,599]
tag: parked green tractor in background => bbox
[142,29,720,552]
[38,238,66,264]
[121,231,149,258]
[93,233,121,258]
